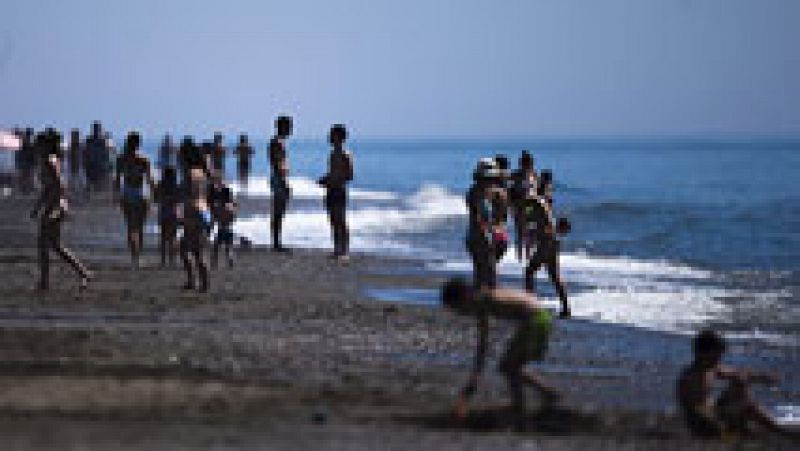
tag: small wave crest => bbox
[229,176,398,201]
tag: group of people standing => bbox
[26,117,355,293]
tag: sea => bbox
[141,138,799,343]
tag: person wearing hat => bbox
[30,130,91,290]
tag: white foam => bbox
[229,176,397,201]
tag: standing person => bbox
[84,121,106,193]
[235,133,254,187]
[30,130,91,290]
[17,128,36,193]
[158,133,175,170]
[210,180,237,269]
[492,155,511,262]
[155,166,180,268]
[269,116,293,252]
[318,124,353,261]
[441,278,560,429]
[523,187,571,318]
[114,131,156,268]
[179,139,212,292]
[510,151,537,261]
[211,132,226,177]
[68,129,82,188]
[466,159,500,288]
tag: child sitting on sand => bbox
[441,277,560,429]
[676,329,797,439]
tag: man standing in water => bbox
[319,124,353,261]
[269,116,292,252]
[31,130,91,290]
[114,131,156,268]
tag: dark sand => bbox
[0,192,797,449]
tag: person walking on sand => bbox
[179,138,212,292]
[235,133,254,187]
[441,277,560,429]
[510,151,537,261]
[155,166,180,268]
[31,130,91,290]
[318,124,353,261]
[85,121,109,193]
[210,179,237,269]
[466,158,501,288]
[523,185,571,318]
[269,116,293,252]
[211,132,226,177]
[114,131,156,269]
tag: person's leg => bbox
[211,233,220,269]
[195,239,209,293]
[271,194,287,250]
[332,201,348,257]
[525,250,545,293]
[514,208,526,261]
[37,219,51,290]
[179,235,195,289]
[545,247,570,317]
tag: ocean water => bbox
[143,138,799,340]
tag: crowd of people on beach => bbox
[13,117,353,293]
[5,121,797,441]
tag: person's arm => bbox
[144,159,156,198]
[455,312,489,418]
[716,366,778,385]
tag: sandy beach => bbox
[0,192,797,449]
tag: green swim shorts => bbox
[504,309,553,363]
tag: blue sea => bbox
[143,138,800,340]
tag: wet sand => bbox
[0,192,797,449]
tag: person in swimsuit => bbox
[210,180,237,269]
[235,133,254,187]
[31,130,91,290]
[442,277,560,429]
[155,166,180,268]
[319,124,354,261]
[269,116,293,252]
[676,329,797,439]
[523,187,571,318]
[510,151,537,261]
[491,155,511,262]
[212,132,226,176]
[466,158,501,288]
[114,131,156,268]
[179,139,212,292]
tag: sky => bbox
[0,0,798,139]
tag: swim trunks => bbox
[504,309,553,363]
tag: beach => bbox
[0,192,796,449]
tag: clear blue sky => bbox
[1,0,798,139]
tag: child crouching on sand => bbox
[677,329,798,440]
[441,277,560,429]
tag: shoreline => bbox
[0,193,797,448]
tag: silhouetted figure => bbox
[17,128,36,193]
[510,151,537,261]
[179,138,212,292]
[442,278,560,429]
[466,159,500,288]
[211,132,226,176]
[319,124,353,260]
[269,116,293,252]
[155,166,179,268]
[209,178,236,269]
[31,130,91,290]
[677,329,798,439]
[492,154,511,261]
[68,128,82,186]
[235,133,253,187]
[158,133,175,169]
[85,121,111,193]
[115,131,155,268]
